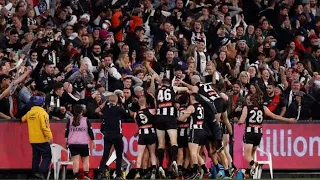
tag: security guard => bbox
[22,95,53,180]
[97,93,130,180]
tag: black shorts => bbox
[213,98,224,114]
[243,133,263,146]
[178,128,189,148]
[68,144,90,157]
[208,121,223,142]
[178,135,189,148]
[138,133,156,145]
[188,129,206,145]
[156,115,177,130]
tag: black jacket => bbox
[101,103,129,135]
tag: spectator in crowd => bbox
[263,82,287,118]
[18,78,36,118]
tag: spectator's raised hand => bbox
[56,76,63,82]
[26,66,32,74]
[296,20,300,29]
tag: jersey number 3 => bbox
[249,110,263,123]
[157,89,171,102]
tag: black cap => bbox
[296,28,307,37]
[119,68,132,75]
[220,37,230,46]
[195,38,205,43]
[45,21,54,27]
[44,60,54,66]
[41,37,50,44]
[174,65,183,71]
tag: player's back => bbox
[190,103,205,128]
[155,86,176,116]
[245,105,265,133]
[197,83,220,102]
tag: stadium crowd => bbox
[0,0,319,179]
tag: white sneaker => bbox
[199,168,204,179]
[217,171,223,178]
[250,161,259,176]
[158,166,166,179]
[172,161,178,177]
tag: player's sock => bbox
[201,164,208,173]
[214,164,220,173]
[144,169,149,176]
[192,164,199,174]
[73,172,79,179]
[178,165,183,170]
[84,171,89,177]
[231,162,237,169]
[171,145,178,161]
[224,169,230,177]
[156,148,165,167]
[249,160,254,166]
[152,165,156,170]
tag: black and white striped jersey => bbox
[155,86,176,116]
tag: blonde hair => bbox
[239,71,250,79]
[116,53,129,69]
[108,93,118,103]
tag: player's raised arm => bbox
[173,86,188,92]
[180,80,198,93]
[263,106,296,123]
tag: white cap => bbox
[80,13,90,22]
[67,15,77,26]
[102,20,111,29]
[68,32,78,40]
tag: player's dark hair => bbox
[178,92,190,106]
[72,105,83,127]
[250,93,263,106]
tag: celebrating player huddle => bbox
[133,75,296,179]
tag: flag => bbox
[33,0,50,16]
